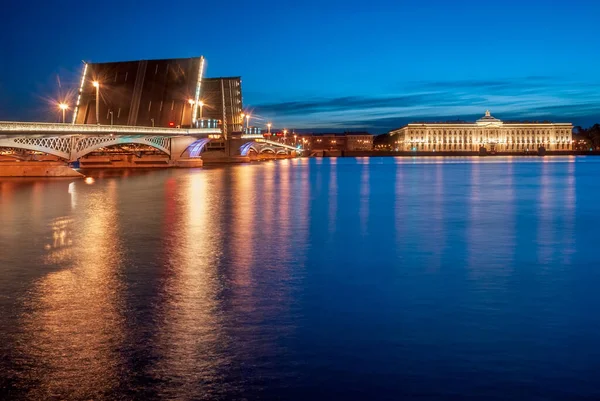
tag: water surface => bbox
[1,157,600,400]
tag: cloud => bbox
[254,93,489,117]
[249,76,600,133]
[254,94,432,115]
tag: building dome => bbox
[476,110,503,126]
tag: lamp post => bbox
[246,114,251,133]
[198,100,204,120]
[92,81,100,125]
[109,110,114,126]
[267,123,272,136]
[58,103,69,123]
[283,129,288,144]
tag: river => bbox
[1,156,600,400]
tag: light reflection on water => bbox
[1,157,600,400]
[20,180,126,399]
[150,171,227,400]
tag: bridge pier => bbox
[0,161,83,177]
[170,136,200,161]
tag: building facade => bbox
[295,132,374,153]
[346,133,374,151]
[390,111,573,152]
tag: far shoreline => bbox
[324,150,600,158]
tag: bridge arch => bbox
[239,141,297,156]
[0,136,72,160]
[260,146,276,154]
[180,138,212,158]
[71,135,171,160]
[239,141,256,156]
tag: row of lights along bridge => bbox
[55,80,279,135]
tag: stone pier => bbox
[0,161,83,177]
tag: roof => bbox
[476,110,503,126]
[297,132,373,137]
[390,110,572,132]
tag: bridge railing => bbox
[0,121,221,136]
[256,138,304,152]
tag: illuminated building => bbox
[72,57,243,135]
[345,133,374,151]
[296,132,374,153]
[390,110,573,152]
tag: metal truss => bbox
[0,136,72,159]
[71,136,171,160]
[0,135,172,161]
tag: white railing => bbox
[256,139,304,152]
[240,134,264,139]
[0,121,221,136]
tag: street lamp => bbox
[267,123,272,135]
[246,114,251,132]
[188,98,195,127]
[92,81,100,125]
[58,103,69,124]
[241,113,246,132]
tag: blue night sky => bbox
[1,0,599,132]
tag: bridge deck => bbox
[0,121,221,137]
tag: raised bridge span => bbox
[0,122,301,162]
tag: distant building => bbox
[296,132,374,153]
[390,110,573,152]
[345,133,374,151]
[72,56,243,136]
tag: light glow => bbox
[192,56,205,123]
[72,63,88,124]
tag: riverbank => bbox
[0,161,83,177]
[337,150,599,157]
